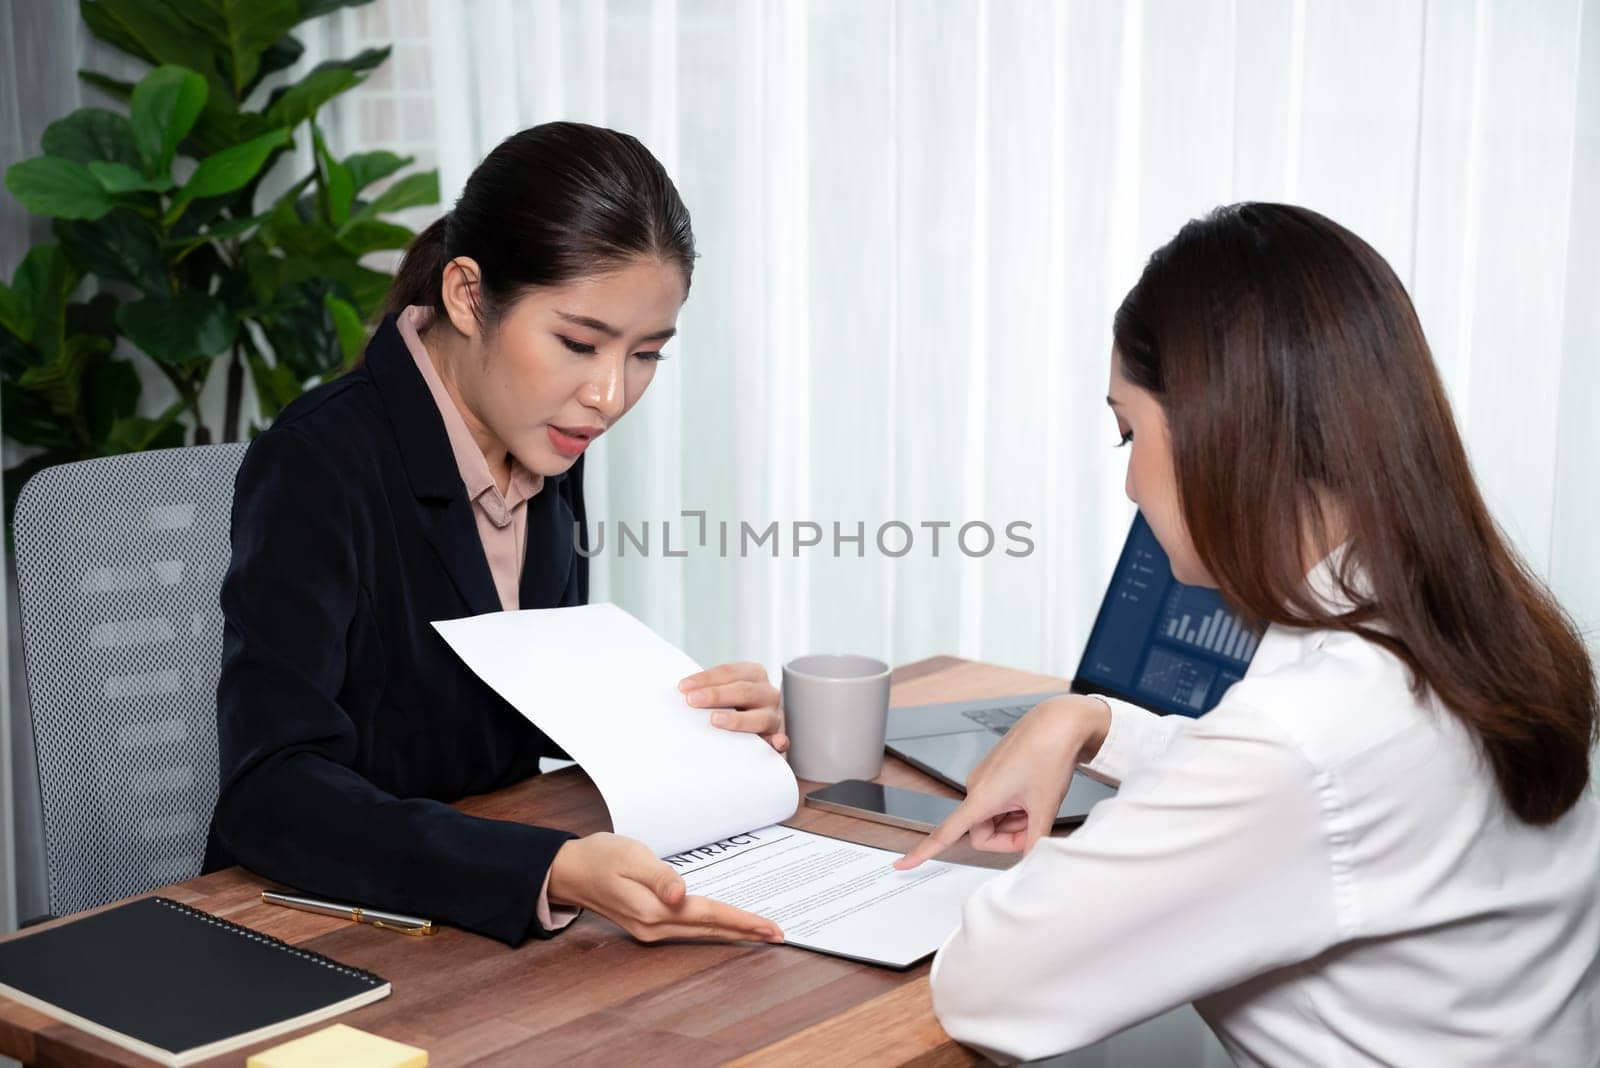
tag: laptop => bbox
[886,512,1264,823]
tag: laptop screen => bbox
[1073,513,1263,717]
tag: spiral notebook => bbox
[0,896,390,1066]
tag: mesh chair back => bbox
[13,443,247,916]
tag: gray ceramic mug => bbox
[781,654,893,783]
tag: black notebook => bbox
[0,896,390,1066]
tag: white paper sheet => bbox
[668,825,999,968]
[433,603,799,858]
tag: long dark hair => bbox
[386,121,695,319]
[1113,202,1596,825]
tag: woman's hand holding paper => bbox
[679,662,788,753]
[548,832,785,944]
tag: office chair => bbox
[12,443,247,917]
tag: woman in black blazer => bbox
[204,123,786,947]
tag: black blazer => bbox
[203,315,586,946]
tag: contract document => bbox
[434,602,998,967]
[666,825,998,968]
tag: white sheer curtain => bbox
[0,0,149,934]
[0,0,1593,955]
[300,0,1600,681]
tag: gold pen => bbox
[261,890,437,936]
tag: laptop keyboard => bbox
[962,705,1033,734]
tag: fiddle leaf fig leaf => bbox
[335,218,413,255]
[0,285,23,341]
[18,332,109,416]
[12,245,82,360]
[104,402,187,453]
[41,108,141,168]
[342,150,409,191]
[167,127,290,221]
[311,123,354,224]
[188,93,274,155]
[183,0,301,100]
[54,210,167,296]
[80,0,218,87]
[129,65,208,176]
[163,212,267,259]
[87,160,175,193]
[117,292,236,366]
[84,355,141,441]
[246,349,302,419]
[356,170,438,218]
[323,292,365,366]
[246,34,305,98]
[267,65,361,129]
[296,0,380,20]
[78,70,136,103]
[5,157,115,220]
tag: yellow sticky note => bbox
[247,1023,427,1068]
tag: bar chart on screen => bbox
[1158,587,1258,665]
[1077,513,1268,718]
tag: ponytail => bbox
[385,214,452,316]
[382,122,695,324]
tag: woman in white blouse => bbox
[898,203,1600,1066]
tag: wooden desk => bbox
[0,656,1070,1067]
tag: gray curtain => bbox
[0,0,146,932]
[0,0,82,936]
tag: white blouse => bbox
[929,557,1600,1066]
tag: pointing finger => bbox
[894,801,977,870]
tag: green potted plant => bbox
[0,0,437,520]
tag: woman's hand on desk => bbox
[548,832,785,944]
[679,662,788,753]
[894,695,1113,870]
